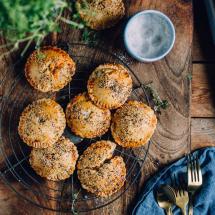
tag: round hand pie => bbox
[77,140,126,197]
[25,46,76,92]
[87,64,132,109]
[66,92,111,138]
[29,136,78,181]
[111,101,157,147]
[76,0,125,30]
[18,98,66,148]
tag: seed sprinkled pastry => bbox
[76,0,125,30]
[87,63,132,109]
[77,140,126,197]
[29,136,78,181]
[25,46,76,92]
[66,92,111,138]
[18,98,66,148]
[111,101,157,147]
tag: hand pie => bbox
[76,0,125,30]
[25,46,76,92]
[66,92,111,138]
[111,101,157,147]
[77,140,126,197]
[87,64,132,109]
[18,98,66,148]
[29,136,78,181]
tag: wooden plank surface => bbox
[191,0,215,155]
[192,64,215,117]
[123,0,193,165]
[191,0,215,156]
[0,0,193,214]
[191,118,215,150]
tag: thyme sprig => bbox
[187,73,192,81]
[71,189,81,215]
[143,83,169,113]
[82,28,101,45]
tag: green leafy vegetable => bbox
[0,0,65,47]
[0,0,91,58]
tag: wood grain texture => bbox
[0,0,193,214]
[192,64,215,117]
[191,118,215,150]
[125,0,193,165]
[0,180,58,215]
[56,0,193,169]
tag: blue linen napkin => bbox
[132,147,215,215]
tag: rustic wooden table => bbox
[0,0,214,214]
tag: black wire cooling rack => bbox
[0,43,153,213]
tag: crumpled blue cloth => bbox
[132,147,215,215]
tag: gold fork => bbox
[172,174,189,215]
[187,154,203,215]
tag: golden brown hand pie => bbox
[66,92,111,138]
[87,64,132,109]
[29,136,78,181]
[111,101,157,147]
[18,98,66,148]
[25,46,76,92]
[76,0,125,30]
[77,140,126,197]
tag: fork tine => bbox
[193,157,198,181]
[193,156,199,182]
[173,174,179,196]
[188,154,193,182]
[179,175,186,192]
[193,155,199,182]
[191,154,196,182]
[188,154,192,184]
[195,156,203,183]
[188,163,192,183]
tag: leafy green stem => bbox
[71,189,81,215]
[142,83,169,113]
[60,17,85,29]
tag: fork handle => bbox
[182,206,187,215]
[166,207,173,215]
[188,195,194,215]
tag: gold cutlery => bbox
[156,186,173,215]
[187,155,203,215]
[171,174,189,215]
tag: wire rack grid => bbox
[0,43,153,213]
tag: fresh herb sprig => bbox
[82,28,101,45]
[71,189,81,215]
[72,0,100,44]
[0,0,64,57]
[187,73,192,81]
[143,84,169,113]
[0,0,91,59]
